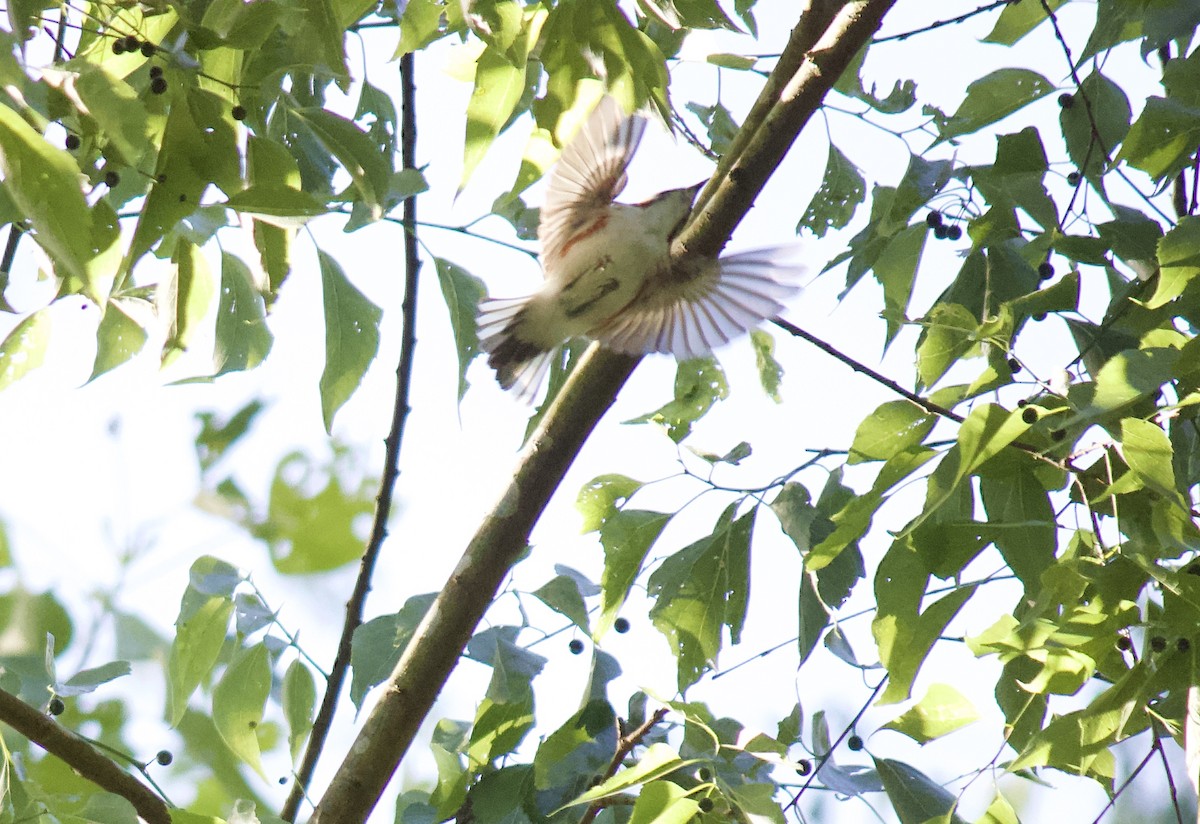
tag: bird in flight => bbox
[478,96,803,400]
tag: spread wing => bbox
[538,97,646,270]
[591,245,805,360]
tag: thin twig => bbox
[872,0,1016,44]
[579,708,671,824]
[0,688,170,824]
[279,51,422,823]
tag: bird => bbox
[477,96,804,400]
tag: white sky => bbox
[0,2,1190,822]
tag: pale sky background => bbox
[0,2,1189,822]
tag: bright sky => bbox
[0,2,1188,822]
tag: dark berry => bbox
[278,776,287,785]
[614,617,630,634]
[1007,357,1021,374]
[123,35,139,51]
[47,697,65,716]
[178,194,186,202]
[104,170,120,187]
[796,759,812,776]
[1058,93,1074,109]
[1189,564,1200,576]
[1038,261,1054,280]
[65,133,81,150]
[847,734,863,751]
[149,65,163,79]
[150,76,168,95]
[1021,407,1038,424]
[1116,635,1132,651]
[232,105,247,121]
[155,749,173,766]
[1150,635,1167,653]
[925,211,943,228]
[1033,312,1047,322]
[945,225,962,240]
[698,798,715,813]
[568,638,585,655]
[1067,171,1081,186]
[697,767,712,781]
[140,41,156,57]
[1050,428,1066,441]
[112,39,125,55]
[933,225,949,240]
[1017,398,1028,407]
[1178,638,1191,652]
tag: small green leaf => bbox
[91,299,148,381]
[628,780,700,824]
[982,0,1067,43]
[293,108,391,222]
[750,329,784,402]
[282,659,316,762]
[224,186,327,226]
[1061,72,1131,182]
[798,144,866,238]
[461,47,526,190]
[916,303,978,388]
[937,69,1054,143]
[849,400,934,463]
[0,309,51,391]
[58,660,132,696]
[435,258,486,400]
[532,575,590,633]
[349,593,437,708]
[318,251,381,432]
[556,743,692,811]
[214,253,272,376]
[1122,417,1188,510]
[874,757,967,824]
[162,241,216,369]
[625,357,728,443]
[598,509,671,635]
[1119,96,1200,182]
[213,643,271,778]
[166,557,236,726]
[649,504,753,690]
[394,0,448,56]
[881,683,980,744]
[706,53,757,70]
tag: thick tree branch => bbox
[282,52,422,823]
[310,4,897,821]
[0,688,170,824]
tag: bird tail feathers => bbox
[477,296,555,402]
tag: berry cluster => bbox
[925,210,961,241]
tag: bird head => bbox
[637,180,706,241]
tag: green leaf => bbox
[1148,214,1200,309]
[394,0,448,56]
[318,251,381,432]
[349,593,436,708]
[936,69,1054,144]
[798,144,865,237]
[90,299,148,381]
[129,87,240,267]
[300,0,349,84]
[213,253,272,376]
[0,106,113,301]
[0,309,51,390]
[978,462,1056,588]
[461,47,527,190]
[598,509,671,634]
[162,241,217,369]
[875,224,927,343]
[213,643,271,778]
[916,303,978,388]
[468,694,536,766]
[293,108,391,222]
[1061,72,1131,182]
[881,683,979,744]
[57,660,132,697]
[1122,417,1188,510]
[167,556,237,726]
[224,186,327,226]
[707,53,757,70]
[982,0,1067,43]
[259,452,373,573]
[849,400,934,463]
[556,743,692,811]
[627,780,700,824]
[434,258,486,400]
[69,65,153,166]
[873,758,966,824]
[649,504,753,690]
[1119,96,1200,182]
[577,473,643,532]
[625,357,728,443]
[282,659,316,762]
[532,575,590,633]
[749,329,784,402]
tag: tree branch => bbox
[578,708,670,824]
[0,688,170,824]
[309,4,898,821]
[281,51,422,823]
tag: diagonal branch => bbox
[0,688,170,824]
[280,51,423,823]
[309,3,898,821]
